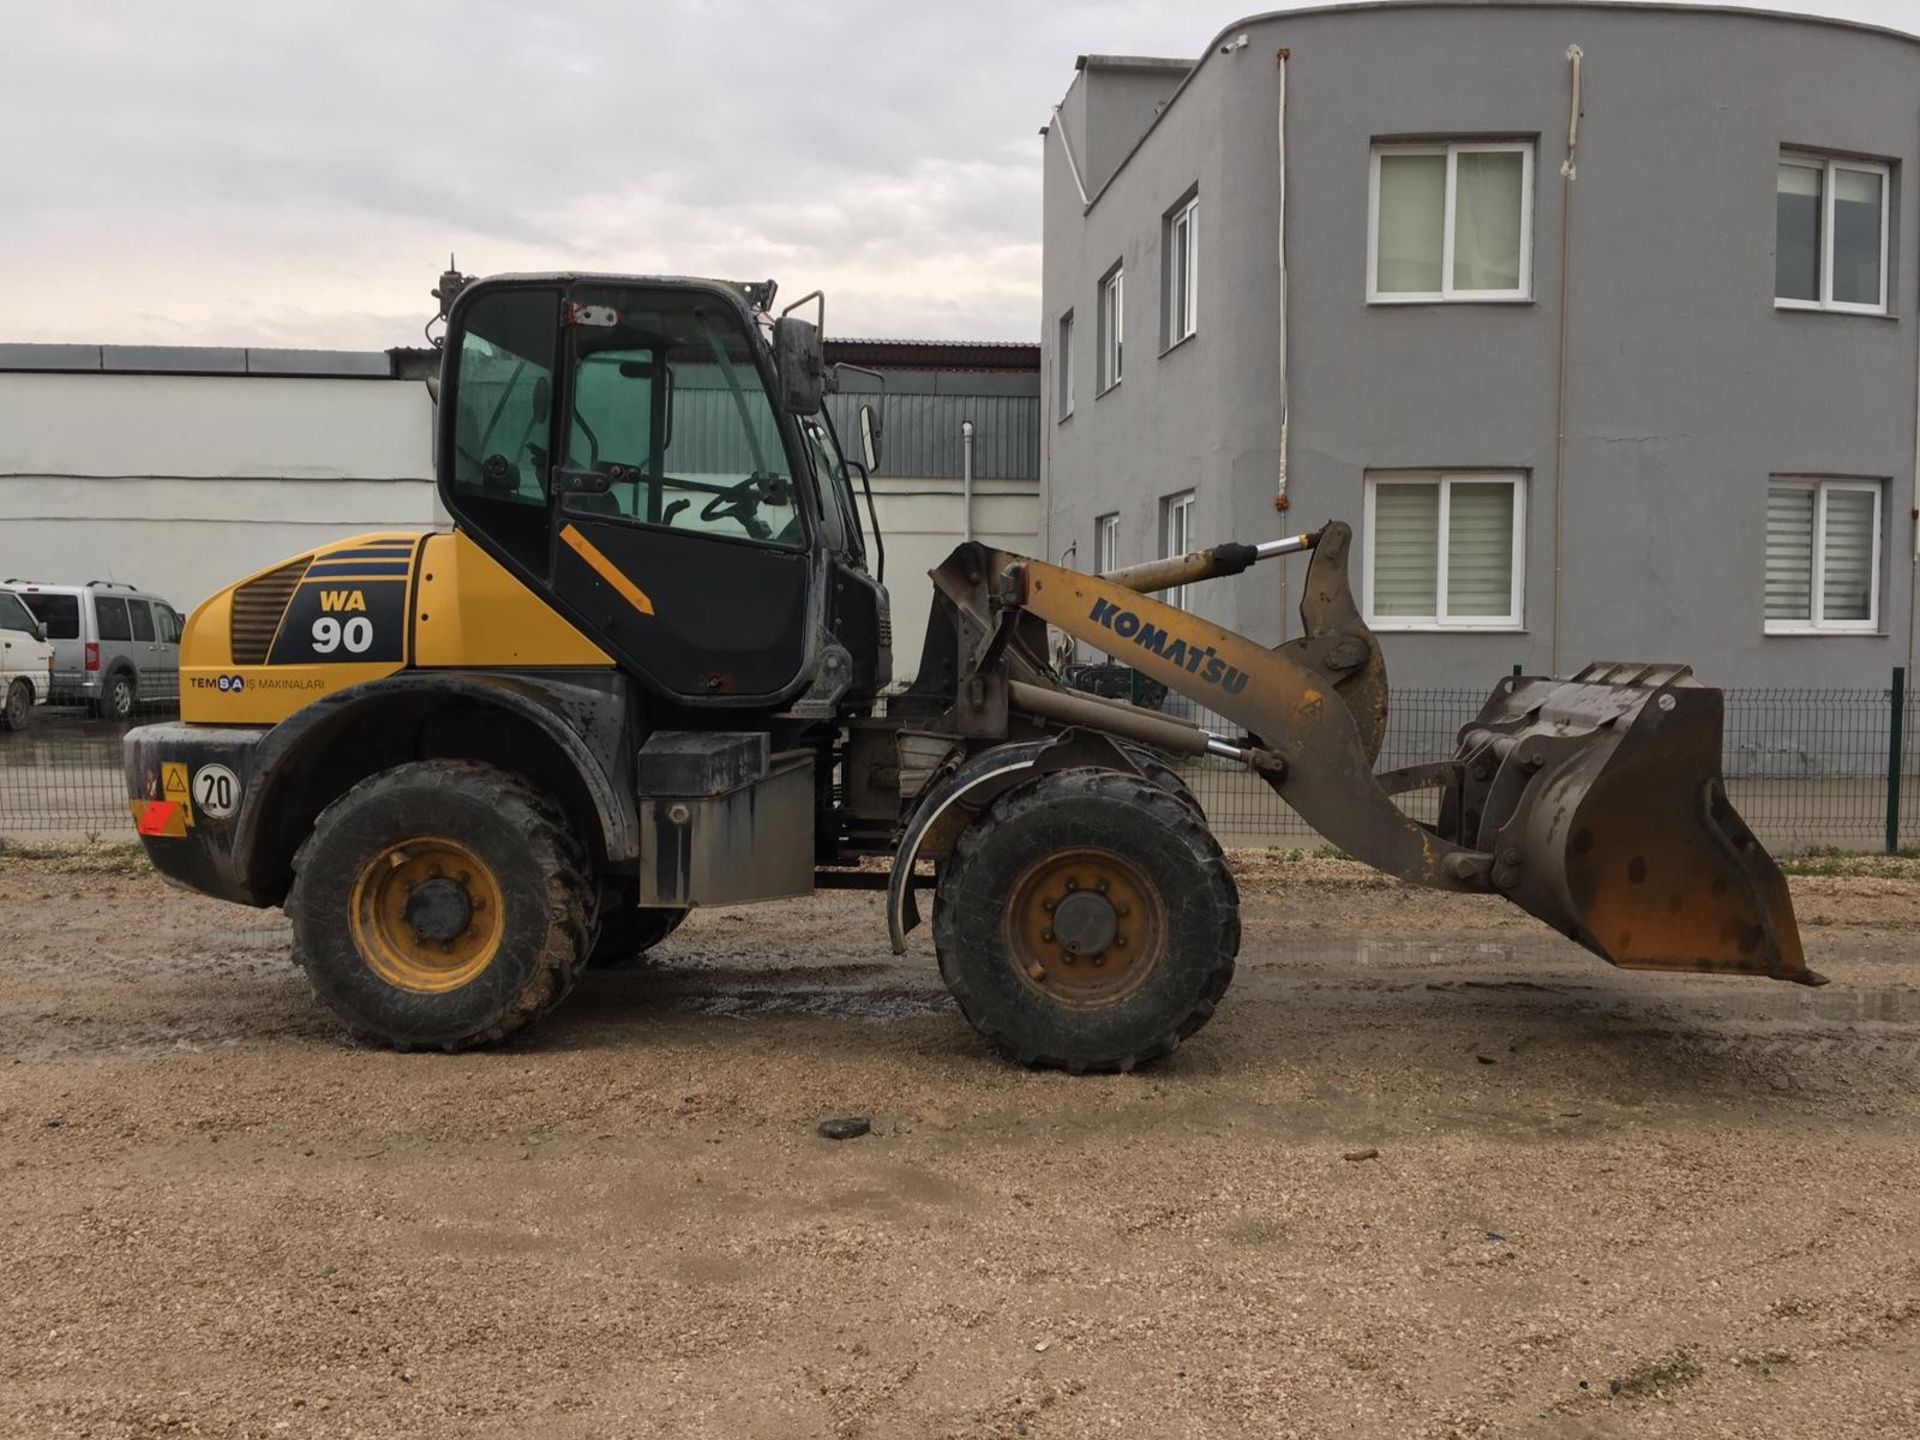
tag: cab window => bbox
[0,592,38,635]
[448,286,559,573]
[561,285,804,549]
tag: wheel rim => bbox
[1003,847,1166,1008]
[111,678,131,715]
[6,685,23,724]
[348,837,506,994]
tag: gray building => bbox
[1042,0,1920,689]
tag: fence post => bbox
[1890,665,1907,856]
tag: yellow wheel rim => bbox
[348,837,505,994]
[1003,847,1166,1009]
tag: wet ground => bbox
[2,850,1918,1438]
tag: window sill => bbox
[1057,409,1075,425]
[1368,622,1526,633]
[1367,293,1533,307]
[1773,299,1893,319]
[1159,331,1197,359]
[1763,625,1886,637]
[1096,380,1122,400]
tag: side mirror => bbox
[771,316,825,415]
[858,403,881,471]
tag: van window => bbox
[0,592,38,635]
[95,596,132,641]
[155,606,182,644]
[130,602,156,642]
[22,592,78,639]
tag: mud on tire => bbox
[288,760,595,1051]
[933,766,1239,1073]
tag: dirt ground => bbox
[2,848,1918,1440]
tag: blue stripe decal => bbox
[305,562,412,577]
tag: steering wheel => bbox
[699,474,785,538]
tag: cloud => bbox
[0,0,1912,348]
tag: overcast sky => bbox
[0,0,1913,350]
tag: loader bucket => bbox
[1449,664,1820,984]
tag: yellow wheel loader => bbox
[124,271,1816,1069]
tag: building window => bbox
[1160,490,1196,610]
[1364,473,1525,629]
[1369,141,1533,302]
[1057,311,1075,418]
[1765,479,1882,632]
[1776,155,1889,314]
[1094,512,1119,574]
[1097,264,1124,392]
[1165,192,1199,347]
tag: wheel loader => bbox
[123,271,1816,1071]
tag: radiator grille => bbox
[230,556,311,664]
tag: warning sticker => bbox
[161,762,195,827]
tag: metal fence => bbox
[3,679,1916,854]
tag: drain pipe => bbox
[1274,47,1293,639]
[961,419,976,544]
[1550,43,1584,677]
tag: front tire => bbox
[288,760,594,1051]
[1,680,30,732]
[589,897,689,970]
[933,767,1239,1073]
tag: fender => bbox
[886,728,1134,955]
[231,669,639,896]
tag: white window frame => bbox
[1774,155,1891,316]
[1367,141,1534,304]
[1763,477,1883,634]
[1166,193,1199,347]
[1057,310,1075,419]
[1362,471,1527,630]
[1160,490,1196,610]
[1093,511,1119,575]
[1098,265,1124,393]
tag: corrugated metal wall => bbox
[824,392,1040,481]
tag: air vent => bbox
[230,556,312,664]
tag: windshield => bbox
[561,285,804,548]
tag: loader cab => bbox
[438,274,877,705]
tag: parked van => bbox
[0,585,55,730]
[9,581,185,719]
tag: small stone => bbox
[1476,1055,1499,1065]
[817,1116,872,1141]
[1342,1148,1380,1162]
[1034,1340,1050,1352]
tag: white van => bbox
[0,585,55,730]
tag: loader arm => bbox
[955,522,1816,986]
[1009,527,1480,892]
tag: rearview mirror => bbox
[771,316,825,415]
[858,403,881,471]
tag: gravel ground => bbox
[2,848,1918,1439]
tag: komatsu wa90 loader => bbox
[124,272,1815,1071]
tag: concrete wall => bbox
[0,372,442,610]
[1044,1,1920,690]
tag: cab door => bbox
[440,280,815,705]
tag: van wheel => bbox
[95,671,135,720]
[288,760,595,1051]
[1,680,29,732]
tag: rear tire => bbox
[288,760,594,1051]
[95,670,135,721]
[1,680,29,732]
[589,897,689,970]
[933,767,1239,1073]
